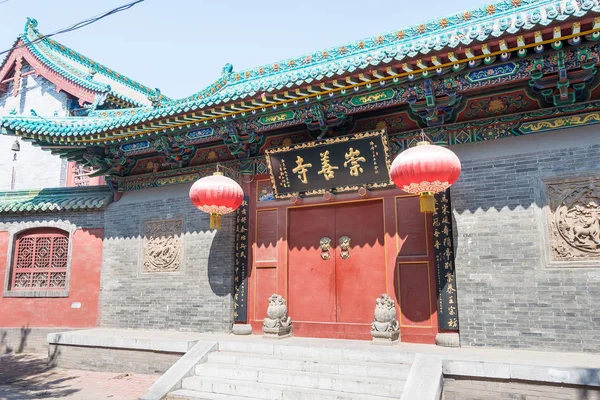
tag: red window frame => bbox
[10,229,69,291]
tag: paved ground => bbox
[0,353,158,400]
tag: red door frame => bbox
[246,174,439,343]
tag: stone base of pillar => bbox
[436,332,460,347]
[262,325,292,339]
[231,324,252,335]
[371,330,400,345]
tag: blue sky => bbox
[0,0,488,99]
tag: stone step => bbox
[166,390,246,399]
[206,351,411,379]
[217,341,415,364]
[180,376,400,400]
[193,364,403,397]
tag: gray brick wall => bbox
[49,344,177,374]
[442,377,600,400]
[0,328,77,354]
[98,183,235,332]
[451,126,600,353]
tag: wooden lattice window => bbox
[10,229,69,290]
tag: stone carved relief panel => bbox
[142,219,183,273]
[546,178,600,261]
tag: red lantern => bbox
[390,141,461,213]
[189,172,244,229]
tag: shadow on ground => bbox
[0,350,80,399]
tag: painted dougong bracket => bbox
[529,49,597,107]
[154,135,196,169]
[407,79,462,127]
[303,103,353,140]
[221,121,264,159]
[81,147,135,177]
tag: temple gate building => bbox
[1,0,599,355]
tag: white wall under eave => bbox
[0,68,68,190]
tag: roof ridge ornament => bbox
[222,63,234,75]
[24,18,38,34]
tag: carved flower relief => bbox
[207,150,218,162]
[487,99,507,113]
[396,31,404,40]
[463,11,472,20]
[486,4,496,14]
[512,0,522,6]
[142,219,184,273]
[440,19,449,28]
[547,180,600,261]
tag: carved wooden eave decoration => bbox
[3,2,600,192]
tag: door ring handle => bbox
[339,236,351,259]
[320,237,331,260]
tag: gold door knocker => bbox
[320,237,332,260]
[339,236,351,259]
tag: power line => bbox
[0,0,145,57]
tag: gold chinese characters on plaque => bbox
[264,129,392,198]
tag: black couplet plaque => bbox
[233,196,249,323]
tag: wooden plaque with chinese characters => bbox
[265,130,392,198]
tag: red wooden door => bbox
[287,200,386,337]
[287,206,337,323]
[335,201,386,324]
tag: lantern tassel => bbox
[419,192,436,213]
[210,214,221,230]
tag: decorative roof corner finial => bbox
[30,109,38,117]
[222,63,234,75]
[150,88,165,107]
[86,68,97,81]
[24,18,38,33]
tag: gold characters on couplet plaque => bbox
[318,150,339,181]
[292,156,312,184]
[344,148,366,177]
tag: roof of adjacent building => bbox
[0,18,169,108]
[0,186,113,213]
[0,0,598,140]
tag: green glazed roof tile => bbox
[0,186,113,214]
